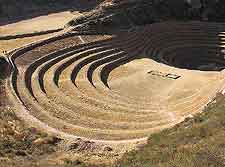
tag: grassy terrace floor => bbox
[117,93,225,167]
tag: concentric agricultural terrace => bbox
[6,22,225,143]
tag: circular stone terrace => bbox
[6,21,225,144]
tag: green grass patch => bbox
[117,94,225,167]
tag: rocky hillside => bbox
[67,0,225,33]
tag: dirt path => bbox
[78,36,86,44]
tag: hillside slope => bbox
[67,0,225,33]
[118,94,225,167]
[0,0,103,25]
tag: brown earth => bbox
[1,7,225,167]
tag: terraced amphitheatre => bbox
[6,21,225,144]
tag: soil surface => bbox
[0,11,75,36]
[0,11,82,53]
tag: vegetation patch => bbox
[117,94,225,167]
[0,57,9,79]
[67,0,225,33]
[0,107,62,166]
